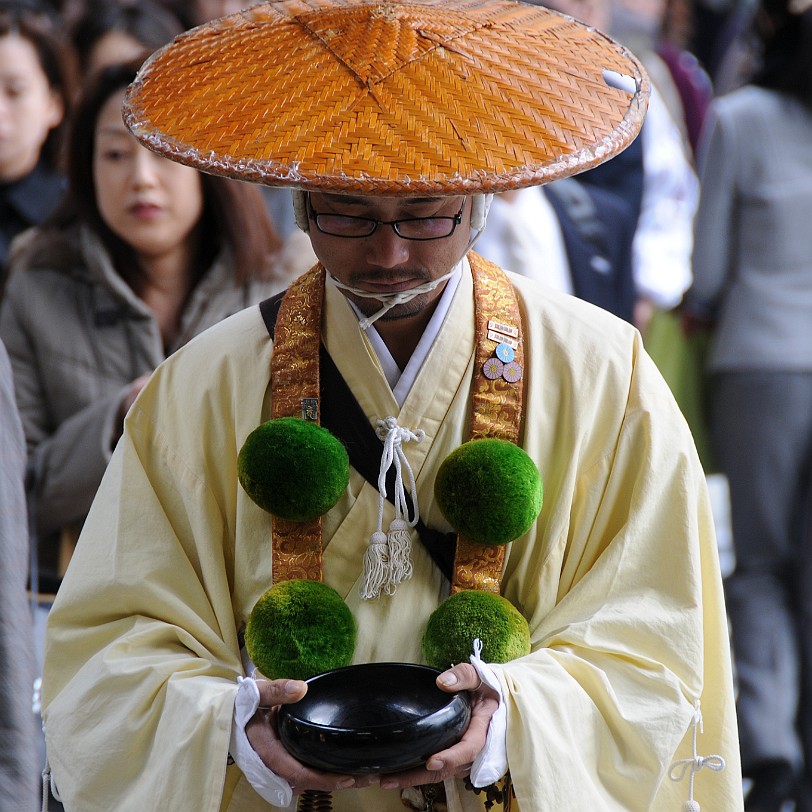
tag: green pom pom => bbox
[422,590,530,670]
[238,417,349,522]
[434,438,542,545]
[245,579,356,680]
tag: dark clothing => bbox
[546,180,636,323]
[579,132,645,231]
[712,371,812,810]
[0,162,65,292]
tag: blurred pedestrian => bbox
[683,0,812,807]
[69,0,184,79]
[1,60,296,601]
[0,1,72,291]
[524,0,700,334]
[0,337,38,812]
[475,181,637,322]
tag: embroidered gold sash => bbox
[270,267,326,582]
[269,253,524,594]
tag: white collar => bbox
[348,259,465,407]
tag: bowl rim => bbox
[278,661,468,733]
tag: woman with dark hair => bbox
[0,60,300,599]
[683,1,812,809]
[69,0,185,78]
[0,1,73,286]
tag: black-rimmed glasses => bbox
[309,199,465,240]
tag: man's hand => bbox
[245,678,379,794]
[379,663,500,790]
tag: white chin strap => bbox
[291,190,493,330]
[330,268,458,331]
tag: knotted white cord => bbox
[668,700,726,811]
[360,417,424,599]
[375,417,423,528]
[330,271,457,331]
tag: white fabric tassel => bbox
[360,417,423,600]
[360,531,390,599]
[387,518,413,586]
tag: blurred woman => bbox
[0,2,72,287]
[0,61,297,597]
[69,0,184,79]
[683,1,812,808]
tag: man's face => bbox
[306,192,472,323]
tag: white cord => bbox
[668,700,726,811]
[360,417,424,599]
[330,270,457,331]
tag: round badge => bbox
[502,362,523,383]
[482,358,504,380]
[495,342,515,363]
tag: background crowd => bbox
[0,0,809,809]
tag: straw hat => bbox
[123,0,649,195]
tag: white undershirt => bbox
[338,260,465,407]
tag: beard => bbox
[349,289,438,322]
[341,266,441,322]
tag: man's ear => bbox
[470,194,494,230]
[292,190,309,232]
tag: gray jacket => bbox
[0,226,286,590]
[688,86,812,371]
[0,339,38,810]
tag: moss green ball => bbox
[434,438,543,545]
[238,417,349,522]
[422,590,531,670]
[245,579,356,681]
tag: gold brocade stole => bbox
[270,267,325,582]
[269,253,524,593]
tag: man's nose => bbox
[364,224,411,267]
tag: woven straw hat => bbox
[123,0,649,195]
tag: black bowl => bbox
[277,662,472,774]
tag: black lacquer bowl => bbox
[277,662,472,774]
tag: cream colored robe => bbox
[42,265,743,811]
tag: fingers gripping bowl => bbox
[276,662,472,774]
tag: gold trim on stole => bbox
[271,266,326,584]
[451,253,524,595]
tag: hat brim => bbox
[123,0,649,195]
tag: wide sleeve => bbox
[494,329,742,809]
[687,101,738,315]
[41,359,246,812]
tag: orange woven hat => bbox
[123,0,649,195]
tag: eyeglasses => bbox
[309,199,466,240]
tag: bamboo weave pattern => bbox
[124,0,649,194]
